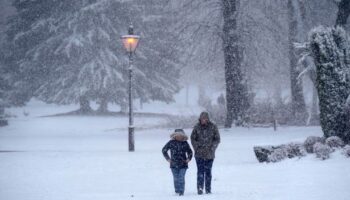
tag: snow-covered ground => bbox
[1,102,350,200]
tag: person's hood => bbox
[170,132,188,141]
[198,111,210,121]
[198,111,211,123]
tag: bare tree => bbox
[288,0,307,124]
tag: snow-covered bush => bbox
[255,143,307,163]
[343,145,350,157]
[254,146,274,163]
[266,143,306,162]
[304,136,325,153]
[267,148,287,163]
[283,142,306,158]
[313,142,332,160]
[325,136,345,149]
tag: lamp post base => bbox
[128,126,135,152]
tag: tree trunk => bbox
[186,85,189,106]
[288,0,307,124]
[222,0,249,128]
[0,106,4,117]
[197,85,212,111]
[309,85,319,125]
[306,85,319,126]
[78,96,92,114]
[303,58,319,126]
[120,101,128,113]
[0,106,7,126]
[198,85,205,106]
[273,84,283,105]
[336,0,350,26]
[97,97,108,113]
[140,99,143,110]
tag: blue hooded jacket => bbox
[162,130,193,169]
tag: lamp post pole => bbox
[128,50,134,151]
[122,25,139,152]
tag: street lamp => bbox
[121,25,140,152]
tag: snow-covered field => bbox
[1,101,350,200]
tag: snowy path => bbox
[0,116,349,200]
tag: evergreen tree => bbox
[5,0,79,106]
[309,26,350,142]
[31,0,132,112]
[6,0,181,113]
[0,1,22,113]
[335,0,350,26]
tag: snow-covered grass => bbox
[7,97,203,118]
[1,103,350,200]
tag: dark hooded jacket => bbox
[191,113,220,160]
[162,132,193,169]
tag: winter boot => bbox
[198,188,203,195]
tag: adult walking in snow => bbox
[162,129,193,196]
[191,112,220,195]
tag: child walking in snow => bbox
[162,129,193,196]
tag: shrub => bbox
[267,148,287,163]
[343,145,350,158]
[304,136,325,153]
[325,136,345,149]
[254,143,307,163]
[283,142,306,158]
[254,146,274,163]
[313,142,332,160]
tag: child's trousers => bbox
[171,168,187,194]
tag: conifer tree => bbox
[309,26,350,142]
[6,0,181,113]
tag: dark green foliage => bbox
[4,0,180,111]
[4,0,73,106]
[309,26,350,143]
[335,0,350,26]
